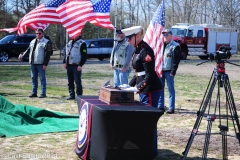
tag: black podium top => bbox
[76,95,163,113]
[75,95,164,160]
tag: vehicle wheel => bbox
[180,49,188,60]
[0,52,9,62]
[98,57,104,61]
[198,56,209,60]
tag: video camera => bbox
[209,46,231,61]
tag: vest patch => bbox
[145,54,152,62]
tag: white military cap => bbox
[121,26,142,38]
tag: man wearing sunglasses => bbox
[18,28,51,98]
[158,29,181,114]
[110,29,134,87]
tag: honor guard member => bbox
[63,35,87,100]
[18,28,51,98]
[158,29,181,114]
[122,26,163,158]
[110,29,134,87]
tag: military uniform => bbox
[122,26,164,158]
[129,40,162,93]
[63,38,87,99]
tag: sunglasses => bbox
[163,33,169,37]
[116,31,123,34]
[36,33,42,35]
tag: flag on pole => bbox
[0,0,65,34]
[56,0,114,39]
[0,27,18,33]
[16,0,66,34]
[144,0,165,77]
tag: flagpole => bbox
[113,0,117,41]
[65,29,68,57]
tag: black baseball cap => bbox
[116,28,125,34]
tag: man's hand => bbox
[63,63,67,69]
[77,66,82,71]
[18,54,23,60]
[43,65,47,70]
[110,64,114,70]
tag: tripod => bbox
[182,59,240,160]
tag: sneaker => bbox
[39,94,46,98]
[66,97,75,100]
[29,93,37,98]
[166,109,175,114]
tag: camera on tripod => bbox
[209,46,232,61]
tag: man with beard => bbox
[110,29,134,87]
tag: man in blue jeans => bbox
[19,28,51,98]
[158,29,181,114]
[110,29,134,87]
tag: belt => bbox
[136,71,146,76]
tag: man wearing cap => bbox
[122,26,163,158]
[63,35,87,100]
[110,29,134,87]
[158,29,181,114]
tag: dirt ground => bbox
[154,55,240,160]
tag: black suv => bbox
[0,34,53,62]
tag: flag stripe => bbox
[56,0,113,39]
[144,0,165,77]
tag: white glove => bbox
[124,87,139,92]
[118,84,130,88]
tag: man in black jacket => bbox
[63,35,87,100]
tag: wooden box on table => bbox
[99,87,134,104]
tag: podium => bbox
[75,96,164,160]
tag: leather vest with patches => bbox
[113,40,130,68]
[29,37,49,64]
[66,39,84,65]
[162,40,179,71]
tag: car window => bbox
[85,41,91,47]
[101,40,113,47]
[24,37,35,43]
[107,40,113,47]
[0,35,15,44]
[14,37,25,43]
[90,41,100,48]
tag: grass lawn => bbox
[0,55,240,160]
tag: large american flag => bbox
[16,0,66,34]
[56,0,114,39]
[144,0,165,77]
[0,0,65,34]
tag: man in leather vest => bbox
[158,29,181,114]
[63,35,87,100]
[110,29,134,87]
[18,28,51,98]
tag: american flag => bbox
[0,27,18,33]
[56,0,114,39]
[0,0,65,34]
[144,0,165,77]
[16,0,66,34]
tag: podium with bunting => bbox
[75,95,164,160]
